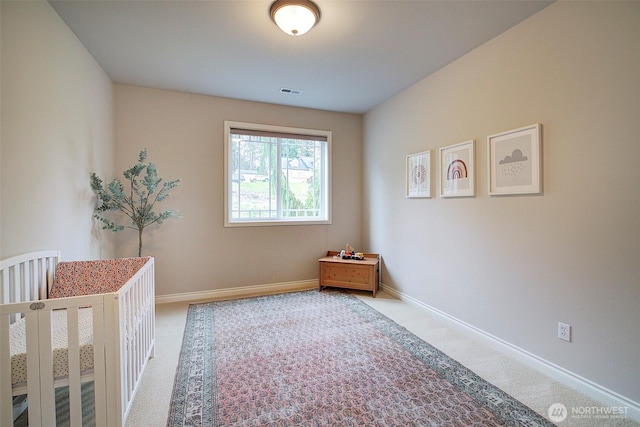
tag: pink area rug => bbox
[167,290,553,426]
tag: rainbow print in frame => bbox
[440,140,475,198]
[406,150,431,198]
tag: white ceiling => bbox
[49,0,553,114]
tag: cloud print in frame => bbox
[498,147,530,186]
[489,124,542,195]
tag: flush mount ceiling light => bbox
[270,0,321,36]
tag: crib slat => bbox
[1,268,9,305]
[67,307,82,427]
[27,261,34,302]
[132,286,139,399]
[25,308,44,426]
[37,308,56,425]
[24,263,31,304]
[35,258,47,299]
[0,312,13,427]
[30,258,43,300]
[147,269,156,359]
[136,290,142,390]
[92,302,108,427]
[12,266,22,315]
[128,289,137,402]
[45,255,57,299]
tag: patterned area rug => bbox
[167,291,553,426]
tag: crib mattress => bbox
[9,308,94,386]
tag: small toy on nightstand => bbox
[339,244,365,260]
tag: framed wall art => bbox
[439,140,475,197]
[488,123,541,195]
[406,150,431,198]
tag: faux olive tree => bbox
[90,148,181,257]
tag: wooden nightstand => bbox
[318,251,380,297]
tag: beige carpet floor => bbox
[125,289,638,427]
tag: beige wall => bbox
[363,1,639,403]
[1,1,115,260]
[114,85,363,296]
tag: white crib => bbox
[0,251,155,427]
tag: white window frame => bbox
[224,121,332,227]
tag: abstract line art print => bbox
[488,124,542,195]
[440,140,475,197]
[406,150,431,198]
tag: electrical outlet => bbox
[558,322,571,342]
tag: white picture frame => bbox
[488,123,542,195]
[439,140,475,198]
[406,150,431,198]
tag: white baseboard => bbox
[381,284,640,422]
[155,279,318,304]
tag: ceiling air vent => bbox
[280,88,303,95]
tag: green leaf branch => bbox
[90,148,181,256]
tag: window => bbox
[224,121,331,226]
